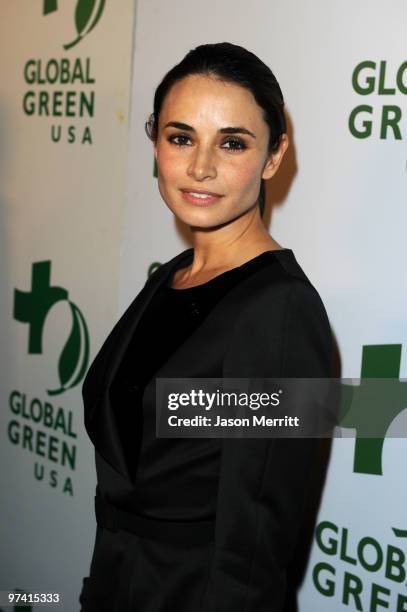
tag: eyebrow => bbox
[163,121,256,139]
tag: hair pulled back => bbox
[145,42,286,217]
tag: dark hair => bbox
[145,42,286,217]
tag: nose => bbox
[187,144,217,181]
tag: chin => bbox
[172,208,223,228]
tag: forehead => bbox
[160,74,265,127]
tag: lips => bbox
[180,189,223,205]
[181,188,223,196]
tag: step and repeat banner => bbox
[1,1,406,610]
[0,1,135,610]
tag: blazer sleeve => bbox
[199,279,333,612]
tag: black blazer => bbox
[82,247,333,611]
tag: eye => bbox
[222,138,247,151]
[167,133,191,147]
[166,133,247,151]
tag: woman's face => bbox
[154,74,286,228]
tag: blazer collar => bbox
[83,248,193,481]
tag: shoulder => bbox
[234,250,328,320]
[223,252,333,377]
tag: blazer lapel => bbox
[83,248,194,480]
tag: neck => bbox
[187,205,282,274]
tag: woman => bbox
[79,42,333,611]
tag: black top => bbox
[109,249,293,519]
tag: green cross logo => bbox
[43,0,106,50]
[340,344,407,475]
[14,261,90,395]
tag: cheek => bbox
[225,159,261,193]
[156,147,183,183]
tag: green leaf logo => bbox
[65,0,106,50]
[14,260,90,397]
[48,301,90,395]
[43,0,106,50]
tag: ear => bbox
[261,133,289,180]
